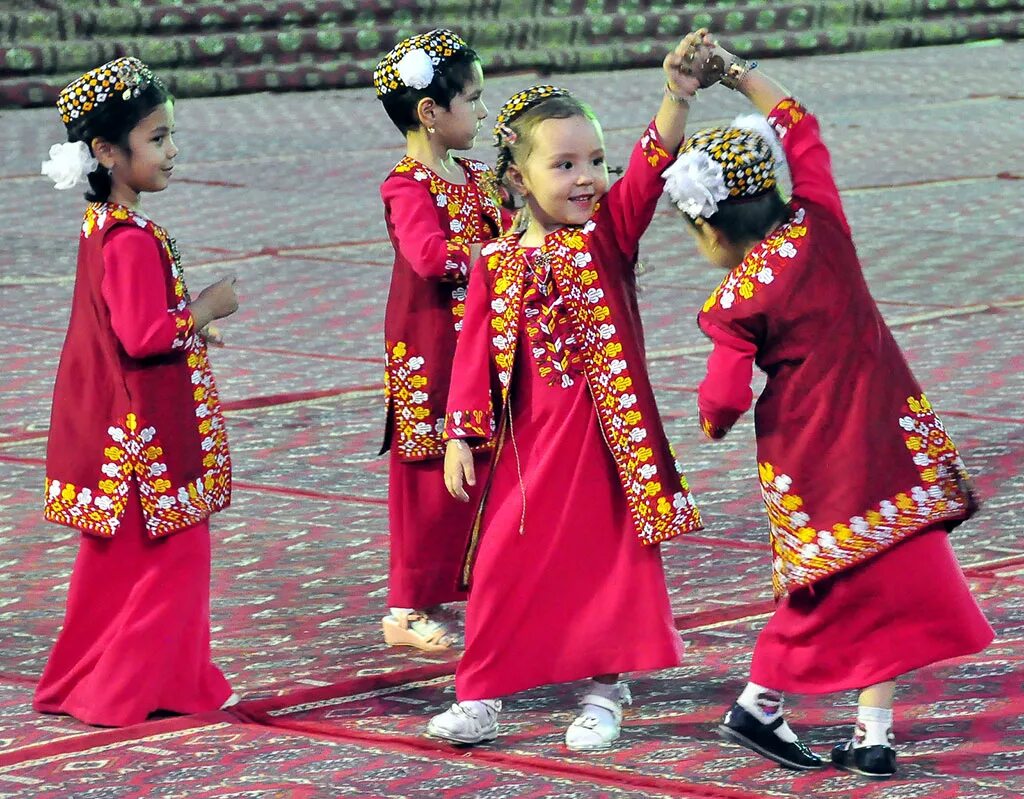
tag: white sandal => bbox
[427,699,501,744]
[382,609,456,651]
[565,683,632,752]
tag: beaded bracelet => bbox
[664,82,693,104]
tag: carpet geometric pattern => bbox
[1,42,1022,797]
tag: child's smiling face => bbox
[512,114,609,234]
[102,99,178,202]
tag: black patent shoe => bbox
[717,703,826,771]
[831,740,897,778]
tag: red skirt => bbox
[387,450,488,608]
[750,525,994,694]
[33,486,232,726]
[455,350,683,700]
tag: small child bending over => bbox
[662,39,994,778]
[429,31,711,752]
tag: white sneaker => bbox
[427,699,501,744]
[565,683,632,752]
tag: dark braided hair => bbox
[65,80,171,203]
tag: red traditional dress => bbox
[445,122,702,700]
[696,99,993,693]
[380,156,510,607]
[34,203,233,726]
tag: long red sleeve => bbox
[768,99,851,237]
[100,226,194,359]
[601,120,675,262]
[697,315,756,439]
[381,177,474,281]
[444,255,496,442]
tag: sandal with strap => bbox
[382,610,456,651]
[427,699,501,745]
[565,683,632,752]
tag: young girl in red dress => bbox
[34,57,240,727]
[428,31,710,752]
[374,30,512,651]
[662,40,994,777]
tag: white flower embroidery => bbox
[757,267,774,284]
[76,488,92,505]
[407,356,425,370]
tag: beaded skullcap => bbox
[57,57,159,126]
[493,84,570,145]
[680,125,777,198]
[373,29,468,97]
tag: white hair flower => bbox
[41,141,98,190]
[731,113,787,175]
[396,48,434,90]
[661,150,730,219]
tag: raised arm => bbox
[602,30,707,259]
[701,43,850,234]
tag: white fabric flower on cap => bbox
[662,150,730,219]
[396,49,434,90]
[41,141,98,190]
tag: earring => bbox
[427,126,435,134]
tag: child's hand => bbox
[664,29,713,98]
[444,439,476,502]
[201,324,225,347]
[197,275,239,320]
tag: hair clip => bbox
[497,123,518,145]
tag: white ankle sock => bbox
[389,607,413,617]
[855,705,894,748]
[736,682,798,743]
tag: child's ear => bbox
[415,97,438,130]
[505,164,528,197]
[90,137,117,170]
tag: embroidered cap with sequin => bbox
[493,85,570,145]
[57,56,160,126]
[373,29,468,97]
[680,126,777,199]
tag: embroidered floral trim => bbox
[384,340,445,459]
[522,252,583,389]
[762,393,972,596]
[482,224,701,545]
[640,124,672,169]
[702,206,808,313]
[700,416,728,440]
[768,98,807,138]
[446,409,493,440]
[46,205,231,537]
[392,157,503,332]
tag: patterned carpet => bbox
[1,42,1023,797]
